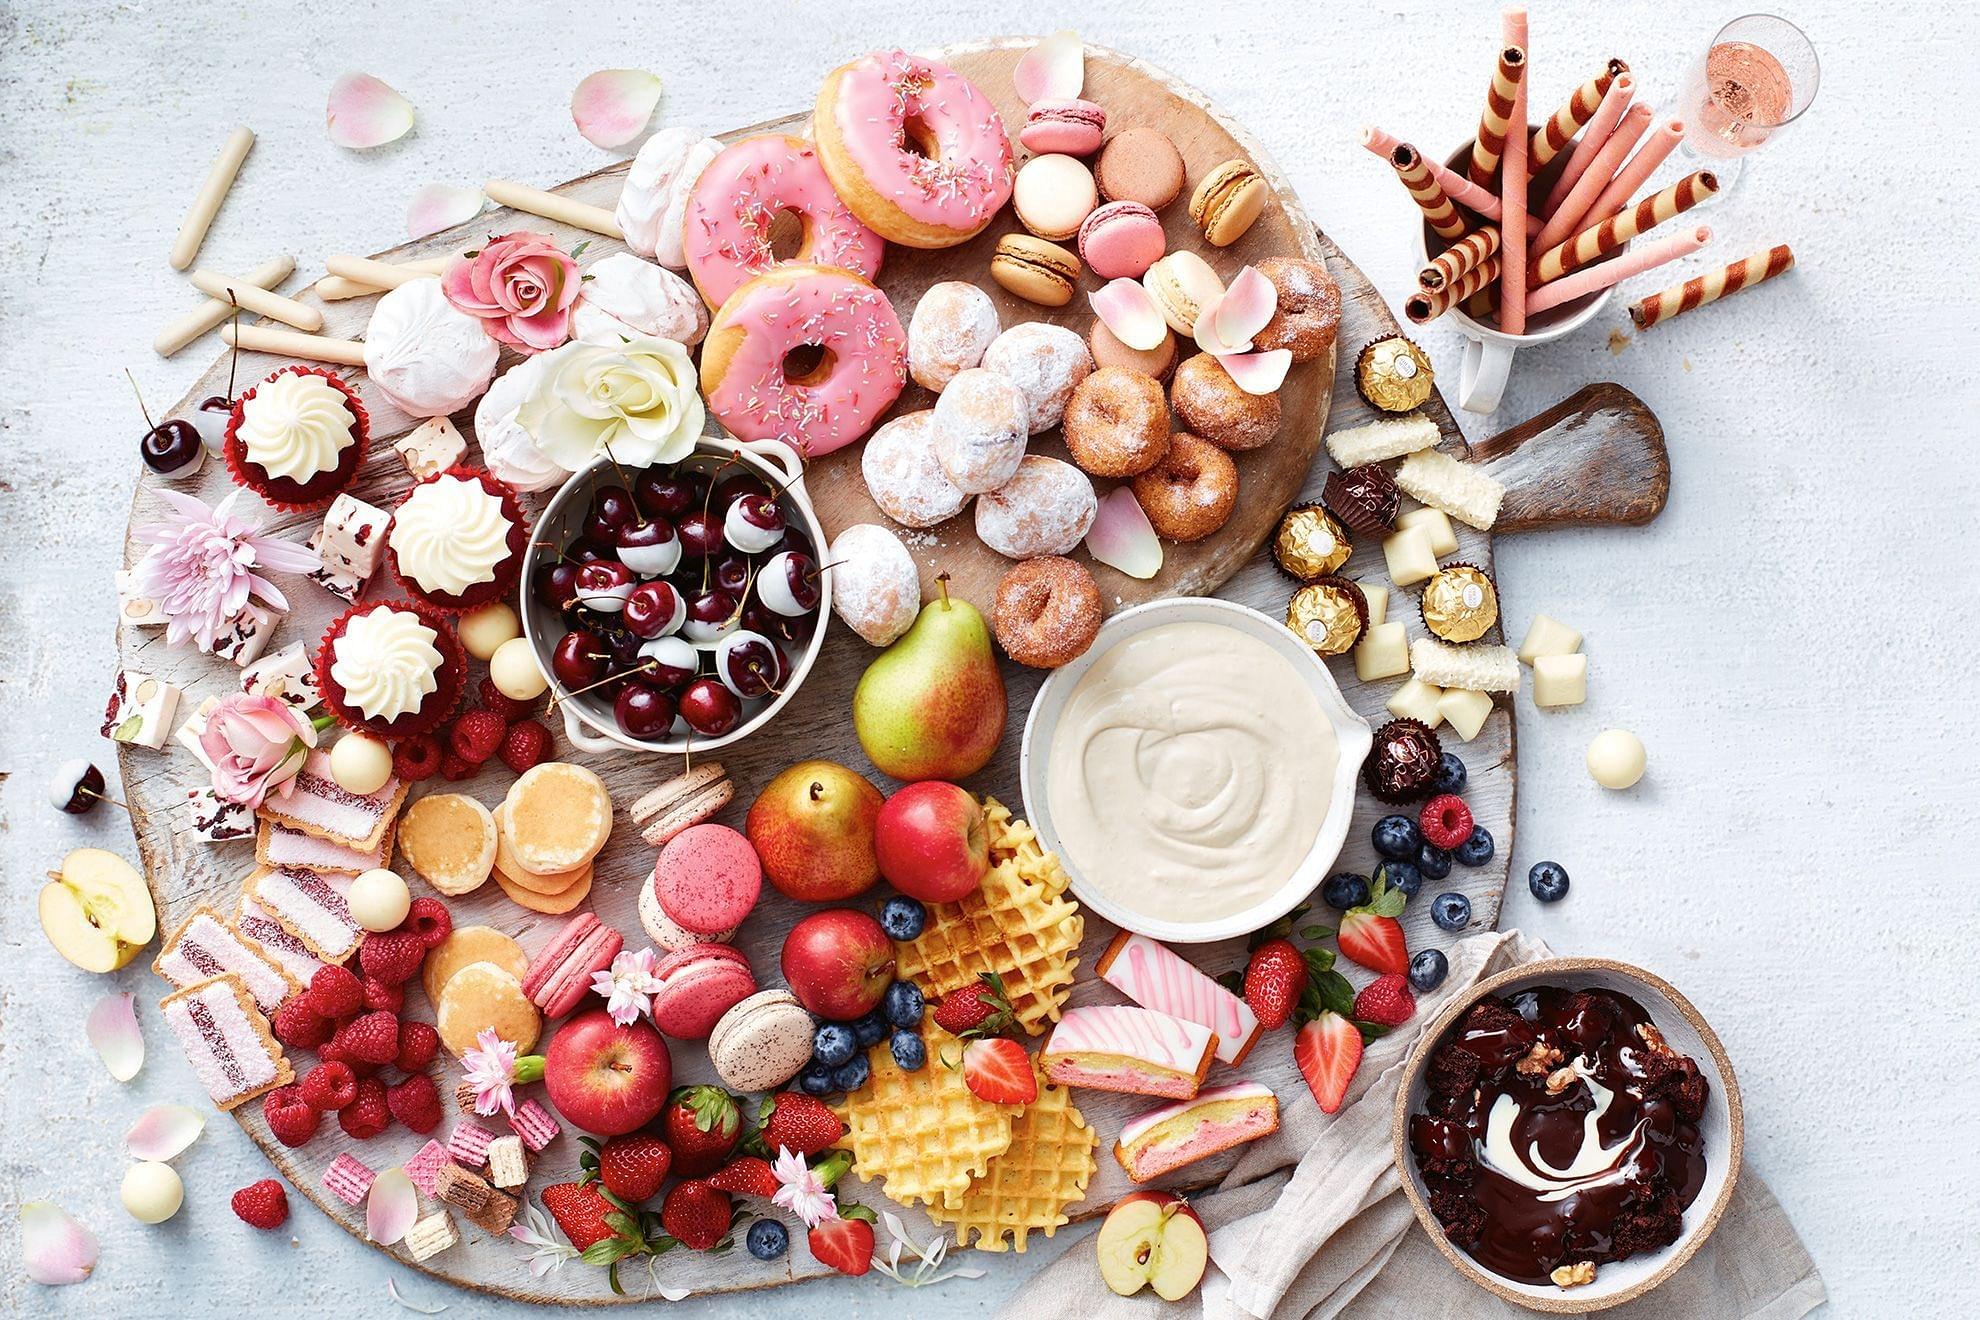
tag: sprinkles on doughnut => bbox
[682,134,885,311]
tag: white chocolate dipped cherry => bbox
[715,630,783,700]
[757,550,823,617]
[572,559,636,613]
[48,758,109,815]
[682,587,741,644]
[723,492,786,554]
[636,635,700,690]
[617,516,682,577]
[623,579,687,639]
[192,395,234,452]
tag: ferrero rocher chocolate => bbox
[1420,562,1499,643]
[1354,334,1435,413]
[1272,504,1352,581]
[1286,577,1368,657]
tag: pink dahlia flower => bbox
[131,488,319,651]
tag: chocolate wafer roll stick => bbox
[1407,255,1503,323]
[1526,224,1710,317]
[1532,171,1720,284]
[1529,59,1628,169]
[1390,145,1469,240]
[1419,227,1502,291]
[1362,127,1510,221]
[1542,76,1635,216]
[1628,244,1794,329]
[1532,102,1653,257]
[1467,47,1527,187]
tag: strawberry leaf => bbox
[1354,1020,1391,1044]
[1215,969,1244,994]
[1314,969,1356,1019]
[1300,925,1335,941]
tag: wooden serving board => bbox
[115,39,1663,1304]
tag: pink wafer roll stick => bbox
[1497,5,1531,334]
[1529,58,1628,169]
[1526,224,1711,316]
[1629,244,1794,329]
[1532,102,1653,257]
[1541,75,1635,216]
[1532,171,1720,284]
[1467,47,1527,187]
[1420,226,1501,290]
[1582,118,1687,230]
[1361,126,1505,221]
[1408,255,1503,323]
[1389,145,1468,240]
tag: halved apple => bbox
[39,849,155,973]
[1096,1190,1209,1301]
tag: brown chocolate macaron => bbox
[1094,127,1187,210]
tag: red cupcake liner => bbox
[314,597,467,739]
[384,466,531,614]
[223,365,372,513]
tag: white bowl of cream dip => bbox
[1019,596,1373,943]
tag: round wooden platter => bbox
[116,40,1517,1304]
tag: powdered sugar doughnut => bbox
[682,135,885,311]
[975,456,1097,559]
[932,368,1028,494]
[861,410,969,529]
[908,281,1001,392]
[981,322,1093,433]
[828,523,921,646]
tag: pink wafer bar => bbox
[1497,5,1531,335]
[154,907,300,1014]
[1526,224,1712,316]
[1096,933,1261,1065]
[1536,102,1652,256]
[1581,117,1685,231]
[510,1099,561,1153]
[1541,75,1634,216]
[448,1120,499,1167]
[405,1139,452,1196]
[256,749,405,854]
[235,894,327,983]
[248,865,362,963]
[323,1152,376,1205]
[160,973,293,1111]
[257,817,392,874]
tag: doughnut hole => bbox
[781,343,837,386]
[1131,433,1238,542]
[767,208,807,263]
[901,115,939,161]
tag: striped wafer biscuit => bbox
[1467,47,1526,186]
[1389,144,1468,240]
[1407,256,1503,324]
[1419,227,1501,291]
[1629,244,1794,330]
[1533,171,1720,284]
[1528,58,1627,168]
[1498,5,1531,336]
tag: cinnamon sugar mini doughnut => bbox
[908,281,1000,392]
[861,410,968,529]
[975,455,1097,560]
[931,368,1028,494]
[1062,366,1171,478]
[1171,352,1282,451]
[828,523,921,646]
[682,135,885,310]
[992,557,1102,668]
[1252,257,1342,363]
[1130,433,1238,542]
[981,322,1093,433]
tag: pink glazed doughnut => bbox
[813,49,1015,249]
[682,134,885,311]
[699,264,908,457]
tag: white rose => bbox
[516,335,705,470]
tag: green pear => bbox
[853,575,1007,782]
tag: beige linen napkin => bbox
[998,930,1826,1319]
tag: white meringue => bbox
[362,277,499,419]
[616,127,722,269]
[472,354,567,492]
[571,253,709,349]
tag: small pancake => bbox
[398,793,497,896]
[493,802,592,892]
[504,763,611,875]
[494,863,595,915]
[422,925,528,1008]
[435,960,541,1057]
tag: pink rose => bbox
[200,694,318,809]
[442,231,580,353]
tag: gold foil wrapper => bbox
[1420,563,1499,642]
[1287,578,1367,656]
[1355,334,1435,412]
[1272,504,1352,581]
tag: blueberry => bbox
[745,1217,789,1260]
[1431,892,1472,932]
[889,1029,926,1071]
[851,1010,889,1048]
[1408,948,1449,991]
[1528,860,1570,903]
[1373,859,1421,899]
[831,1053,871,1093]
[812,1023,856,1068]
[1372,814,1421,860]
[1431,752,1468,796]
[1454,826,1495,867]
[1321,871,1370,910]
[883,980,924,1028]
[1415,842,1452,880]
[879,895,926,942]
[797,1061,835,1096]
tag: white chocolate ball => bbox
[490,636,549,700]
[349,868,412,932]
[328,733,394,796]
[1586,729,1646,790]
[122,1161,184,1224]
[459,601,521,661]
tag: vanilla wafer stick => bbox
[483,179,623,238]
[324,254,436,291]
[1389,145,1469,240]
[221,323,365,366]
[1420,227,1501,291]
[315,256,454,301]
[171,127,254,271]
[1628,244,1794,329]
[1407,255,1503,323]
[153,255,294,357]
[1529,59,1627,169]
[1468,47,1527,186]
[188,268,322,332]
[1532,171,1719,284]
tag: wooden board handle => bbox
[1466,382,1669,532]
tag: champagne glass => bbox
[1671,14,1820,191]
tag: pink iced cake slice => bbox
[160,972,294,1111]
[256,817,393,874]
[235,894,327,983]
[1040,1005,1217,1099]
[1096,932,1262,1066]
[247,865,362,963]
[153,907,300,1013]
[1114,1080,1280,1182]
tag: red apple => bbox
[543,1009,673,1136]
[1096,1192,1208,1300]
[780,909,895,1019]
[873,781,990,902]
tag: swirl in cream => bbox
[237,372,356,482]
[1481,1057,1648,1204]
[330,607,442,722]
[389,474,512,596]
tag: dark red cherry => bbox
[191,396,234,449]
[141,419,203,476]
[770,526,814,559]
[573,560,635,612]
[723,493,785,553]
[713,473,771,508]
[756,550,821,616]
[535,561,581,610]
[682,588,739,644]
[623,580,686,639]
[716,631,782,700]
[614,683,678,740]
[711,553,752,596]
[678,677,742,737]
[636,636,699,690]
[617,517,680,577]
[634,470,696,519]
[551,631,609,688]
[743,603,808,647]
[583,485,640,545]
[676,509,725,561]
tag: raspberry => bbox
[1418,794,1475,850]
[362,976,405,1014]
[402,896,453,949]
[391,733,443,782]
[305,964,363,1019]
[298,1060,358,1111]
[263,1086,320,1147]
[449,708,507,765]
[339,1077,392,1140]
[272,997,332,1051]
[335,1011,401,1066]
[395,1020,441,1073]
[231,1178,290,1230]
[359,930,424,986]
[386,1072,443,1134]
[478,676,528,723]
[440,750,477,781]
[498,719,553,775]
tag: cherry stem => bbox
[124,369,155,430]
[224,302,241,399]
[83,788,133,812]
[599,441,647,527]
[548,660,657,710]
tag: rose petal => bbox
[86,992,143,1082]
[387,1279,449,1313]
[407,185,486,240]
[1213,267,1278,350]
[327,73,415,150]
[1014,30,1083,104]
[1089,279,1167,352]
[1216,348,1294,396]
[367,1168,418,1245]
[1086,487,1164,577]
[20,1201,99,1286]
[1191,302,1247,357]
[571,69,664,150]
[125,1104,206,1162]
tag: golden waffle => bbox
[982,796,1070,896]
[896,859,1083,1036]
[836,1036,1017,1211]
[929,1068,1097,1252]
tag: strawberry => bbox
[1418,794,1474,850]
[542,1181,621,1253]
[449,708,508,764]
[661,1179,732,1251]
[1352,973,1416,1027]
[304,964,362,1019]
[930,972,1015,1037]
[661,1086,742,1176]
[709,1155,779,1199]
[1294,1011,1363,1114]
[807,1206,876,1276]
[499,719,553,775]
[263,1085,320,1147]
[395,1020,441,1072]
[1244,938,1309,1030]
[754,1091,843,1158]
[231,1179,289,1229]
[391,733,443,782]
[401,896,452,949]
[960,1037,1037,1105]
[1337,873,1409,975]
[358,930,424,986]
[597,1134,672,1203]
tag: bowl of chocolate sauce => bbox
[1392,958,1742,1312]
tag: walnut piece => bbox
[1551,1261,1597,1288]
[1544,1064,1579,1095]
[1516,1041,1565,1077]
[1636,1023,1674,1057]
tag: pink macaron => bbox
[653,823,762,936]
[1078,200,1167,280]
[1020,98,1107,155]
[648,943,757,1039]
[521,913,624,1019]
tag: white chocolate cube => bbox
[242,642,321,710]
[1438,688,1494,741]
[393,417,467,480]
[1399,506,1458,556]
[1518,613,1583,664]
[316,494,390,580]
[1355,621,1410,682]
[1357,579,1389,627]
[206,601,279,667]
[1387,676,1444,728]
[100,671,181,749]
[1532,653,1588,708]
[175,695,223,768]
[485,1135,529,1189]
[115,570,167,628]
[1382,525,1438,587]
